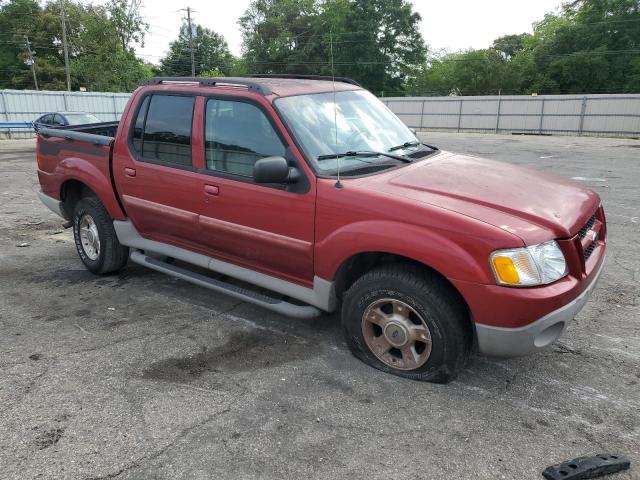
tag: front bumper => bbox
[474,256,605,357]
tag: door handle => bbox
[204,184,219,196]
[124,167,136,178]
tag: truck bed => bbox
[36,122,118,209]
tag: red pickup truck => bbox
[36,75,606,382]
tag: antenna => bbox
[330,30,342,190]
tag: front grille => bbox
[577,214,596,239]
[584,242,596,260]
[577,212,599,261]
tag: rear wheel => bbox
[72,197,128,274]
[341,264,471,383]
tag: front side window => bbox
[204,99,285,177]
[140,95,194,166]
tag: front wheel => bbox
[72,197,128,274]
[341,265,472,383]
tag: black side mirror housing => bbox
[253,156,299,184]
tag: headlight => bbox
[490,240,568,287]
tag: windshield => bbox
[65,113,101,125]
[275,90,420,174]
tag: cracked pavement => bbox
[0,133,638,479]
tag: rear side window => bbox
[204,99,285,177]
[133,94,194,167]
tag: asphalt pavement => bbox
[0,132,638,479]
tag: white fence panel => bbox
[384,93,640,137]
[2,89,640,139]
[0,89,132,138]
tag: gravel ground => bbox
[0,132,638,480]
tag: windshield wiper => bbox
[317,150,412,163]
[388,141,421,152]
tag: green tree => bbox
[409,49,520,96]
[529,0,640,93]
[239,0,427,94]
[108,0,147,51]
[240,0,323,74]
[159,23,234,76]
[336,0,427,95]
[1,0,150,91]
[410,0,640,96]
[57,1,150,91]
[0,0,45,89]
[492,33,531,59]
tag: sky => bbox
[132,0,564,64]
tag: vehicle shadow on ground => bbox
[15,259,555,392]
[114,265,538,389]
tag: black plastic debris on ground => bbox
[542,454,630,480]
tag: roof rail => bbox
[243,74,362,87]
[140,77,272,95]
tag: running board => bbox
[129,250,322,319]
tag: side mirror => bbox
[253,156,299,184]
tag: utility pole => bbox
[60,0,71,91]
[186,7,195,76]
[24,35,39,91]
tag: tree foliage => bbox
[1,0,639,95]
[158,23,234,76]
[239,0,427,94]
[0,0,151,91]
[409,0,640,95]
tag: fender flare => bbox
[56,157,126,221]
[316,220,494,285]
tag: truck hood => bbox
[364,151,600,244]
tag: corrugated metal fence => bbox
[2,89,640,139]
[0,89,130,139]
[382,94,640,137]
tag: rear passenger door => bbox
[194,97,316,285]
[113,93,202,250]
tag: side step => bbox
[129,250,322,319]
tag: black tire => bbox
[72,196,129,274]
[341,264,472,383]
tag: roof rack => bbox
[140,77,272,95]
[244,74,361,87]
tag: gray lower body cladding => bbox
[475,257,605,357]
[113,220,337,318]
